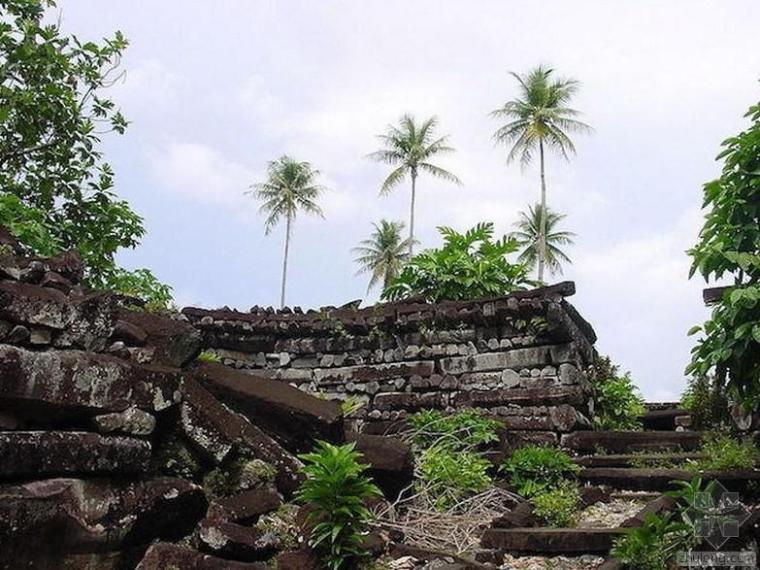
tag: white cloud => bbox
[112,59,180,113]
[571,207,710,400]
[149,142,256,208]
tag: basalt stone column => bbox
[183,282,597,438]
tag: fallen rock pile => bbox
[0,233,415,569]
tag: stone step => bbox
[481,528,624,554]
[561,430,702,454]
[639,408,691,431]
[579,468,760,493]
[575,452,703,468]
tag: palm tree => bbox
[369,114,461,257]
[491,65,591,282]
[511,203,575,277]
[248,156,325,308]
[352,219,413,292]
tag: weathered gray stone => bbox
[137,543,270,569]
[0,344,181,416]
[440,347,551,375]
[0,478,207,563]
[0,431,151,477]
[93,406,156,436]
[194,360,344,452]
[179,377,303,496]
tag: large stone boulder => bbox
[198,517,281,561]
[350,433,414,500]
[191,362,343,453]
[0,344,181,420]
[0,477,207,563]
[0,281,116,351]
[117,308,201,367]
[179,377,304,496]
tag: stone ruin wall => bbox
[183,282,598,445]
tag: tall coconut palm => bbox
[491,65,591,282]
[248,156,325,308]
[369,115,461,257]
[511,203,576,277]
[352,219,414,292]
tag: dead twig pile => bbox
[371,483,520,554]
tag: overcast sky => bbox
[58,1,760,400]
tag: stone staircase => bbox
[476,403,759,568]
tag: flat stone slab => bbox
[215,488,283,524]
[579,468,760,492]
[639,408,690,430]
[481,528,624,554]
[561,431,702,453]
[575,452,704,468]
[192,361,343,453]
[0,431,150,477]
[136,543,269,569]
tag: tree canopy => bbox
[0,0,170,306]
[687,99,760,409]
[382,222,533,302]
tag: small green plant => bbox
[340,396,366,417]
[196,351,222,363]
[686,432,759,472]
[296,441,381,570]
[501,444,580,497]
[611,512,693,570]
[407,409,500,451]
[530,480,582,527]
[590,355,645,431]
[629,452,678,470]
[418,447,492,509]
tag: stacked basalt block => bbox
[183,281,598,445]
[0,227,414,569]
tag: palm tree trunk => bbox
[280,215,291,308]
[409,170,417,257]
[538,140,547,283]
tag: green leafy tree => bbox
[492,65,591,282]
[297,441,381,570]
[511,203,575,277]
[687,99,760,409]
[382,222,533,302]
[249,156,325,308]
[369,114,461,256]
[588,355,645,431]
[0,0,170,306]
[352,219,413,292]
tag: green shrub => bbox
[408,409,500,451]
[502,444,579,497]
[340,396,366,417]
[418,447,492,510]
[612,512,692,570]
[590,356,645,431]
[382,223,533,302]
[297,441,381,570]
[686,432,759,472]
[680,375,730,430]
[530,481,582,527]
[196,351,221,363]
